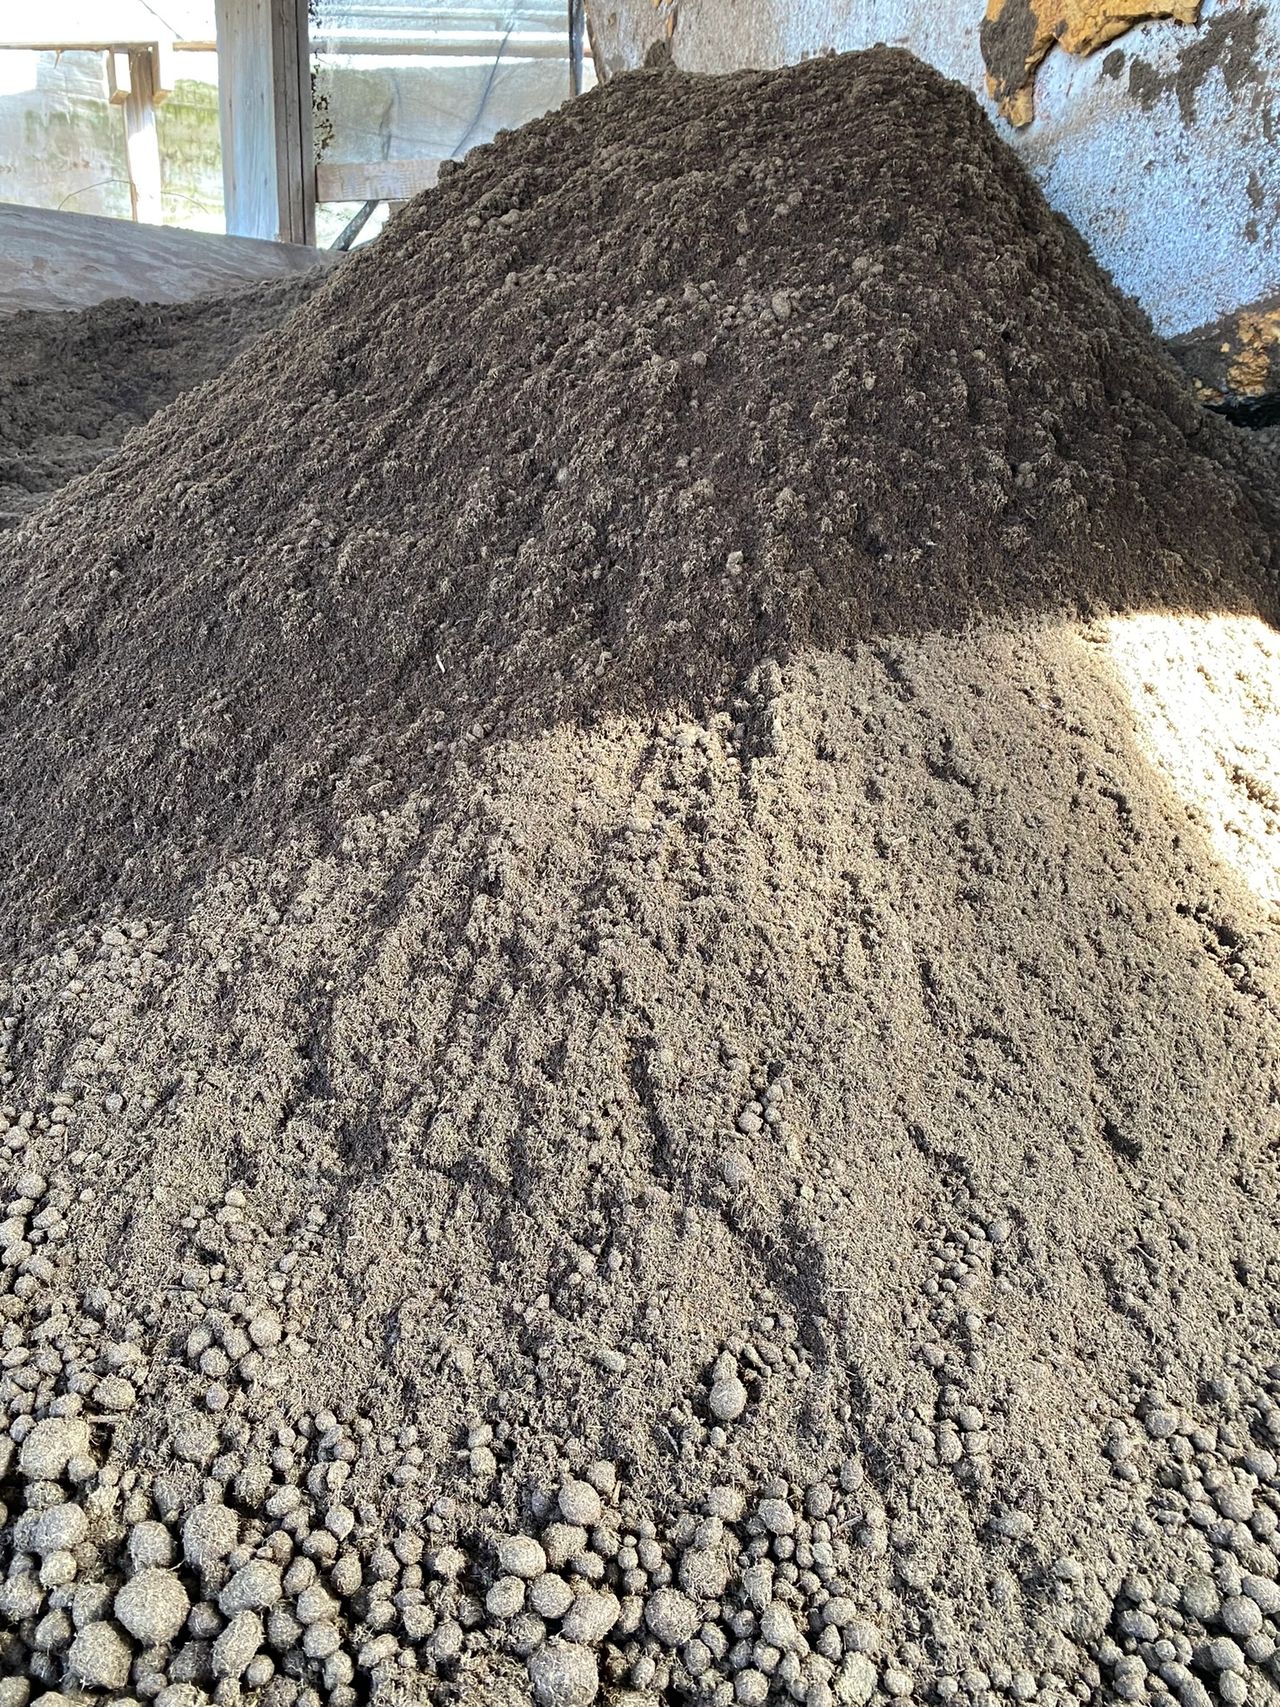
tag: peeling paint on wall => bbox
[1230,307,1280,395]
[981,0,1200,125]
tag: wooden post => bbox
[568,0,585,96]
[105,52,132,105]
[215,0,314,244]
[122,48,163,224]
[315,160,443,204]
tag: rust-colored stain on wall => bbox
[981,0,1200,124]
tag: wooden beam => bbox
[277,0,313,245]
[215,0,314,245]
[122,47,162,224]
[315,159,445,204]
[105,50,132,104]
[152,38,176,103]
[9,30,181,104]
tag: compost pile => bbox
[2,47,1280,1707]
[0,275,322,529]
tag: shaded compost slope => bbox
[0,275,321,531]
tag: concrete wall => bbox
[586,0,1280,338]
[0,50,225,230]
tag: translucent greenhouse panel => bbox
[311,2,593,242]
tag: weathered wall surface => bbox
[586,0,1279,339]
[0,51,225,230]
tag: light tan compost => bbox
[1,47,1280,1707]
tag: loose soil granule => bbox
[0,46,1279,1707]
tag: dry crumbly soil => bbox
[0,276,323,530]
[1,46,1280,1707]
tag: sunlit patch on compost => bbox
[1106,612,1280,908]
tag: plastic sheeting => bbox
[0,2,589,244]
[312,2,591,176]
